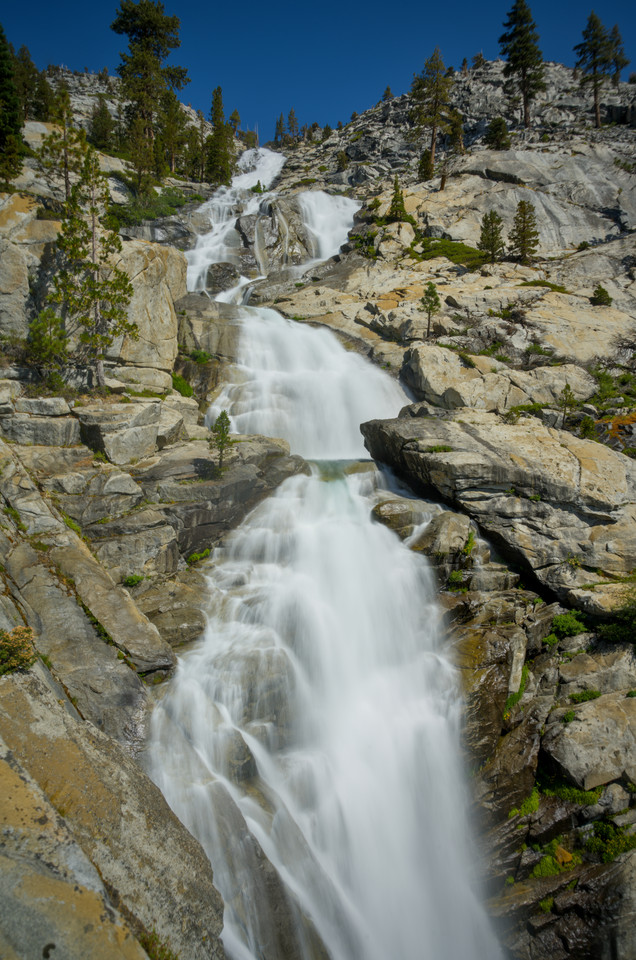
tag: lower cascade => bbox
[146,152,502,960]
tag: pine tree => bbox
[32,71,54,121]
[417,149,434,182]
[484,116,511,149]
[210,409,235,471]
[157,88,187,172]
[383,86,393,101]
[287,107,299,140]
[206,86,234,186]
[386,175,412,223]
[229,109,240,135]
[478,210,506,263]
[0,24,23,186]
[461,58,468,76]
[499,0,545,128]
[574,12,612,128]
[557,382,575,429]
[37,86,86,201]
[111,0,189,165]
[421,282,441,338]
[89,95,115,151]
[448,110,465,155]
[28,307,68,376]
[509,199,539,263]
[608,25,629,88]
[274,113,285,143]
[48,147,136,388]
[12,45,39,121]
[410,47,454,167]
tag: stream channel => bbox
[146,148,502,960]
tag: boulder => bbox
[74,401,161,465]
[542,692,636,790]
[361,408,636,607]
[0,413,81,446]
[0,735,148,960]
[0,671,225,960]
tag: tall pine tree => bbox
[0,24,23,186]
[48,147,136,389]
[608,25,629,88]
[478,211,506,263]
[38,85,86,201]
[111,0,189,182]
[574,12,612,128]
[509,199,539,263]
[410,47,453,167]
[206,86,234,186]
[499,0,545,128]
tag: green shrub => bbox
[171,373,193,397]
[538,768,602,804]
[0,626,37,676]
[63,514,82,535]
[569,689,601,703]
[551,611,586,637]
[518,280,568,294]
[123,575,144,588]
[599,588,636,643]
[484,116,511,150]
[585,821,636,862]
[577,241,590,251]
[579,415,597,439]
[590,285,612,307]
[543,632,559,648]
[425,444,453,453]
[189,349,212,364]
[562,710,576,723]
[539,897,554,913]
[627,690,636,697]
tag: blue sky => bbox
[3,1,635,142]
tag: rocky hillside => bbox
[1,59,636,959]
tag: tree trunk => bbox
[96,356,106,389]
[430,125,437,168]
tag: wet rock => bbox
[370,495,435,538]
[206,261,240,294]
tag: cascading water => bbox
[147,152,502,960]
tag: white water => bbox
[186,148,286,294]
[147,153,501,960]
[296,191,361,261]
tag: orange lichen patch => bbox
[608,411,636,441]
[554,845,573,866]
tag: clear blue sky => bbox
[3,1,635,143]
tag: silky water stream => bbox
[146,150,501,960]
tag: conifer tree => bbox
[448,109,465,155]
[386,175,413,223]
[157,88,187,172]
[478,210,506,263]
[484,116,511,150]
[574,12,612,128]
[421,282,441,338]
[210,409,235,471]
[38,86,86,201]
[206,85,234,186]
[499,0,545,128]
[48,147,136,388]
[28,307,68,378]
[0,24,23,186]
[229,109,240,135]
[383,86,393,101]
[111,0,189,170]
[287,107,299,140]
[461,58,468,76]
[509,199,539,263]
[410,47,454,167]
[418,148,434,181]
[608,25,629,88]
[12,45,39,121]
[274,113,285,143]
[89,95,115,151]
[32,71,54,121]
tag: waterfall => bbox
[147,154,501,960]
[296,191,360,261]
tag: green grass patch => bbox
[509,786,540,819]
[415,238,486,270]
[569,689,601,703]
[425,445,453,453]
[189,349,212,364]
[539,897,554,914]
[171,373,193,398]
[518,280,570,294]
[186,548,210,565]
